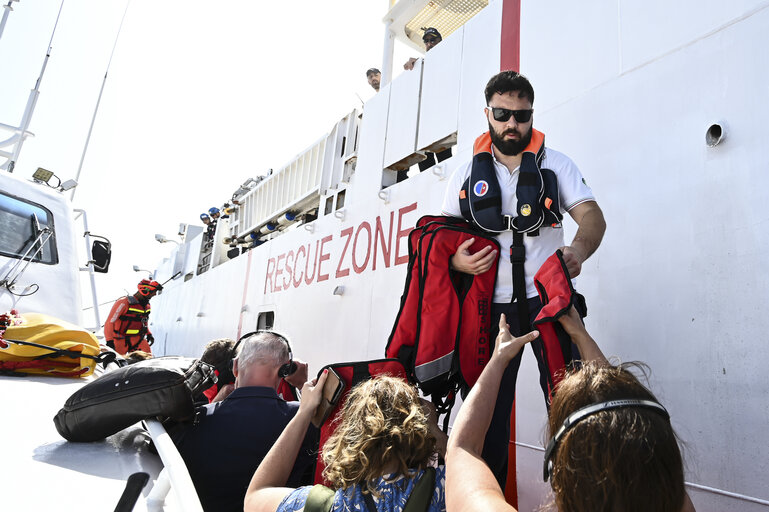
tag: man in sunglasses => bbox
[440,70,606,488]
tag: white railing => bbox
[143,418,204,512]
[236,109,360,237]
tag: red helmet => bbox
[137,279,162,297]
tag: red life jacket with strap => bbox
[312,359,408,486]
[386,215,498,422]
[111,296,152,354]
[532,250,588,399]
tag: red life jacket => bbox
[532,249,587,399]
[386,215,498,419]
[312,359,408,485]
[107,296,153,354]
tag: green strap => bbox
[403,467,436,512]
[304,484,336,512]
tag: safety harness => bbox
[387,215,498,427]
[459,129,562,335]
[114,296,153,353]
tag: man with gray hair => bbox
[174,332,316,512]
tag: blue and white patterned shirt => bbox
[276,466,446,512]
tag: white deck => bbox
[3,371,166,511]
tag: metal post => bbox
[0,0,20,42]
[74,209,101,331]
[381,17,395,87]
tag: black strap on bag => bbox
[510,231,531,334]
[2,337,117,367]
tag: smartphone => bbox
[311,367,345,427]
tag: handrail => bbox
[143,418,204,512]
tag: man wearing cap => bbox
[104,279,162,355]
[366,68,381,92]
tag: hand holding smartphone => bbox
[311,367,345,428]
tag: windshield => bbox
[0,191,58,264]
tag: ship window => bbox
[257,311,275,330]
[0,191,58,265]
[336,190,346,210]
[324,196,334,216]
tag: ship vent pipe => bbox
[706,122,726,147]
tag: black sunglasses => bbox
[488,107,533,123]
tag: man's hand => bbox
[450,238,498,275]
[403,57,418,70]
[556,305,586,338]
[493,313,539,363]
[558,246,585,277]
[284,360,308,388]
[298,370,328,415]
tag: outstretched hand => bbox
[493,314,539,363]
[298,370,328,415]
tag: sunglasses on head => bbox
[488,107,533,123]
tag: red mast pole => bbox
[501,3,522,507]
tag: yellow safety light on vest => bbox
[0,313,101,377]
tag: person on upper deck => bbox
[440,70,606,488]
[173,332,316,512]
[402,27,452,176]
[103,279,161,355]
[445,308,696,512]
[367,67,381,92]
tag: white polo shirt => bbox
[441,146,595,302]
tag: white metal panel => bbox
[417,27,464,151]
[517,6,769,504]
[619,0,769,73]
[0,174,82,326]
[456,0,502,152]
[383,59,423,169]
[520,0,620,113]
[355,84,391,193]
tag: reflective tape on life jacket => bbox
[117,298,151,338]
[386,215,498,399]
[532,250,587,398]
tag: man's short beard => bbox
[488,122,533,156]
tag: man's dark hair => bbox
[366,67,381,77]
[484,70,535,105]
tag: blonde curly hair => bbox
[321,376,437,495]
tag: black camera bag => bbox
[54,356,216,442]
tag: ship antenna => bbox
[70,0,131,200]
[0,0,64,173]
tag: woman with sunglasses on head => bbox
[245,373,448,512]
[446,309,696,512]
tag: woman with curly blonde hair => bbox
[245,372,448,512]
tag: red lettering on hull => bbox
[262,202,418,294]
